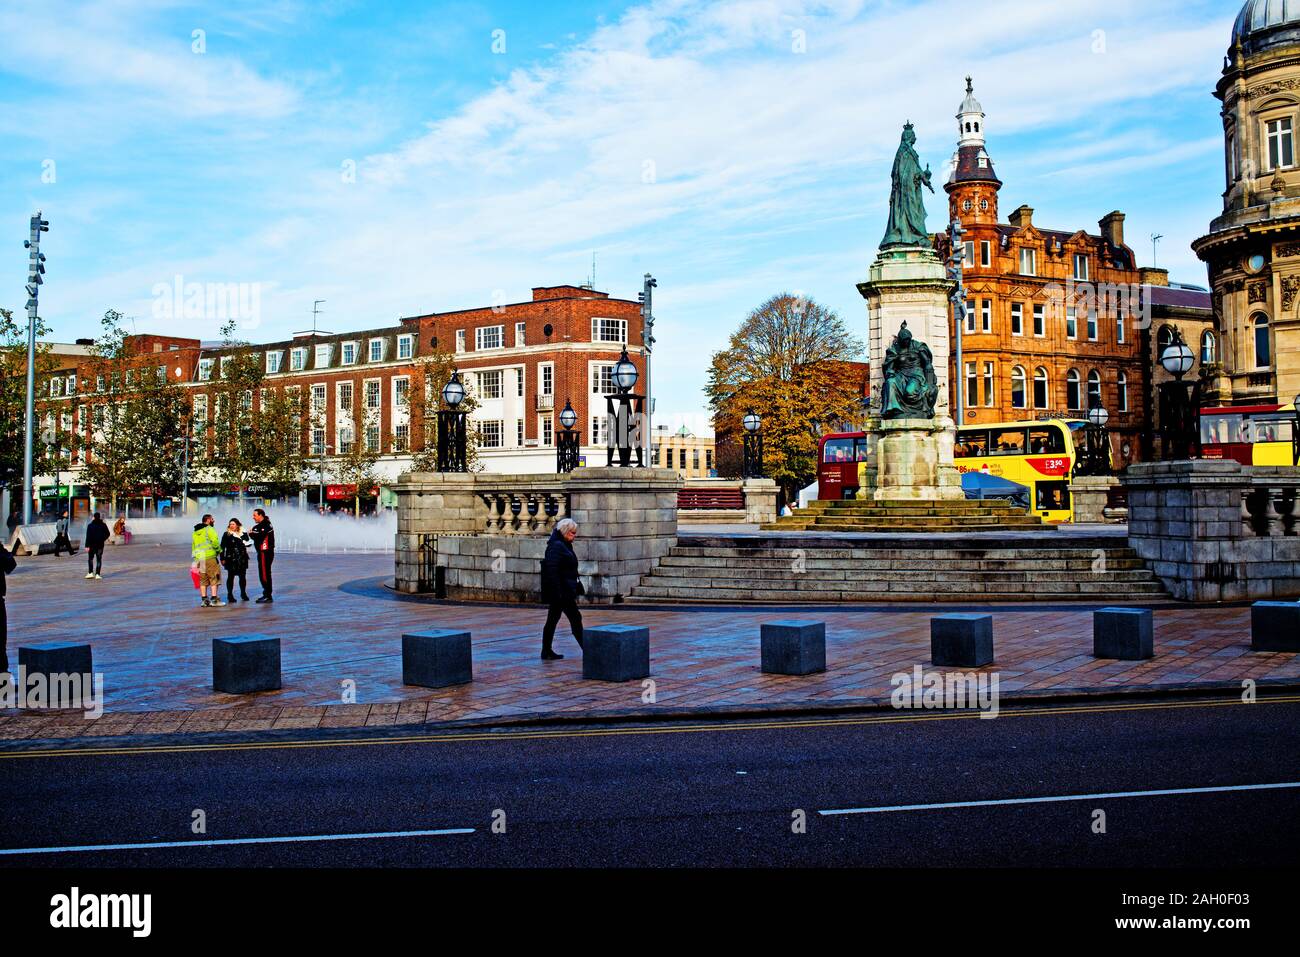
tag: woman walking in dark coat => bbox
[220,518,252,603]
[539,518,584,660]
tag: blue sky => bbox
[1,0,1238,431]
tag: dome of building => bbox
[1232,0,1300,56]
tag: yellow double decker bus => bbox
[953,418,1086,523]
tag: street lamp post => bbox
[1292,394,1300,467]
[437,370,468,472]
[605,347,644,467]
[638,274,657,464]
[1082,405,1112,476]
[1158,329,1200,461]
[556,399,580,473]
[22,212,49,525]
[742,411,764,479]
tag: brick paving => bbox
[0,542,1296,742]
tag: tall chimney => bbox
[1008,205,1034,229]
[1100,211,1126,249]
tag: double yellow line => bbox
[3,694,1295,761]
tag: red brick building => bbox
[933,80,1149,466]
[29,284,647,513]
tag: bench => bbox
[678,488,745,510]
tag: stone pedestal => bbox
[856,244,962,503]
[1093,608,1154,660]
[760,620,827,676]
[931,614,994,667]
[212,635,281,694]
[402,629,473,688]
[582,624,651,682]
[870,418,965,502]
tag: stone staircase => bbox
[631,533,1167,603]
[761,498,1052,534]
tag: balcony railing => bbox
[536,394,554,411]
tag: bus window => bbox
[990,429,1027,455]
[823,439,854,463]
[854,440,871,462]
[956,431,988,458]
[1027,427,1065,455]
[1036,481,1070,512]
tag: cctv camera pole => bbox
[640,274,657,463]
[947,220,965,424]
[22,212,50,525]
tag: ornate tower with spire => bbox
[944,77,1001,228]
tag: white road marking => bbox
[819,781,1300,816]
[0,827,476,856]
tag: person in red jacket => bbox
[248,508,276,603]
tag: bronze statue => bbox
[881,122,934,249]
[880,322,938,419]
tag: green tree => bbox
[0,307,59,498]
[407,351,480,473]
[256,385,308,497]
[707,293,866,501]
[81,310,189,514]
[201,320,265,495]
[335,405,383,517]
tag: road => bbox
[1,695,1297,867]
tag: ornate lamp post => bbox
[741,411,764,479]
[1158,329,1201,461]
[556,399,581,473]
[605,346,644,467]
[437,370,468,473]
[1079,405,1112,476]
[1292,394,1300,467]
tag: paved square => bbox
[1,542,1296,741]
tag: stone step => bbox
[666,546,1143,561]
[646,564,1158,584]
[657,554,1150,571]
[766,523,1052,534]
[630,583,1167,603]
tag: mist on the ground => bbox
[122,508,397,553]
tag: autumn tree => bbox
[0,307,60,497]
[706,293,866,501]
[334,405,383,516]
[256,385,308,497]
[81,310,189,514]
[407,351,481,473]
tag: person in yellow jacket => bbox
[191,514,224,608]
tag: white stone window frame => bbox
[368,338,386,363]
[396,333,414,360]
[290,348,307,372]
[475,325,505,351]
[315,342,333,369]
[1019,247,1037,277]
[364,377,382,411]
[341,341,359,365]
[1010,302,1023,337]
[1263,111,1297,172]
[1073,253,1089,282]
[266,350,282,374]
[477,369,503,400]
[591,317,628,344]
[337,380,354,413]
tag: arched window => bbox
[1033,367,1049,409]
[1253,314,1271,368]
[1201,330,1217,364]
[1087,370,1102,410]
[1011,366,1027,409]
[1117,371,1129,413]
[1157,325,1176,358]
[1066,369,1082,411]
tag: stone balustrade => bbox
[395,467,682,603]
[1123,460,1300,602]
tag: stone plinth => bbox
[582,624,651,682]
[402,629,473,688]
[760,620,826,675]
[394,467,682,604]
[1070,475,1125,524]
[931,613,994,667]
[1093,608,1154,660]
[18,642,92,679]
[742,479,779,524]
[1123,461,1300,602]
[212,635,281,694]
[1251,602,1300,652]
[869,418,964,502]
[857,245,956,417]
